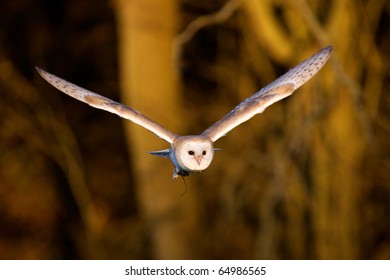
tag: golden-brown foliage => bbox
[0,0,389,259]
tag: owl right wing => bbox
[201,45,333,142]
[36,67,178,144]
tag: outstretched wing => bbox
[36,67,178,144]
[201,45,333,142]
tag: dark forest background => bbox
[0,0,389,259]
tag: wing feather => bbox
[201,45,333,142]
[36,67,178,144]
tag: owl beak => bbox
[195,156,202,165]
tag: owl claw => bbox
[172,167,189,180]
[172,169,189,196]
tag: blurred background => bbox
[0,0,389,259]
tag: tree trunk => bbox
[114,0,200,259]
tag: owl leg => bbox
[172,166,189,179]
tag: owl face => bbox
[174,136,214,172]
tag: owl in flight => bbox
[36,45,332,179]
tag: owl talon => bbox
[172,168,189,180]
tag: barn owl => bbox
[36,45,332,179]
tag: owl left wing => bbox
[201,45,333,142]
[36,67,178,144]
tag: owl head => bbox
[173,136,214,172]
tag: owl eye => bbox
[188,151,194,155]
[202,151,207,155]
